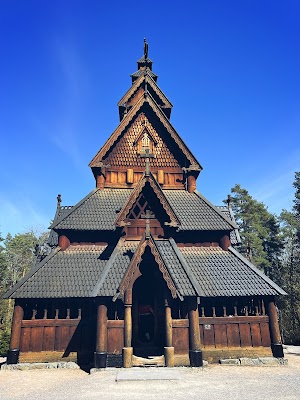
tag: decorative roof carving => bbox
[115,171,180,228]
[89,92,201,170]
[115,234,178,301]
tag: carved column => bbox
[268,299,284,358]
[94,301,108,368]
[188,298,203,367]
[164,297,174,367]
[7,301,24,364]
[123,289,133,367]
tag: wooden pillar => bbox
[96,303,107,353]
[187,174,196,193]
[123,289,133,368]
[268,299,284,358]
[220,234,231,251]
[126,169,134,184]
[58,235,70,251]
[94,301,108,368]
[157,170,164,185]
[97,174,105,189]
[164,297,174,367]
[188,298,203,367]
[165,302,173,347]
[7,301,24,364]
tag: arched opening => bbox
[132,246,167,357]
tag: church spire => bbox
[131,38,157,83]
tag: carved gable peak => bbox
[115,171,180,228]
[114,234,178,301]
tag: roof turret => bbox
[131,39,157,83]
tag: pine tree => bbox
[228,184,282,278]
[279,173,300,344]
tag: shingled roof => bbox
[89,92,201,171]
[179,245,286,297]
[164,190,237,231]
[4,239,286,300]
[48,187,239,234]
[51,188,132,231]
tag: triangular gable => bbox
[89,92,202,170]
[118,73,173,111]
[113,234,180,301]
[115,171,180,228]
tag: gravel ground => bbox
[0,348,299,400]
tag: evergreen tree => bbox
[228,184,282,278]
[279,173,300,344]
[0,229,49,355]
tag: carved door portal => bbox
[132,247,165,357]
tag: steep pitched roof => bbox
[51,188,132,231]
[115,172,180,228]
[49,188,238,233]
[164,190,237,231]
[89,92,201,170]
[178,245,286,297]
[118,73,172,111]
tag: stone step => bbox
[132,354,165,367]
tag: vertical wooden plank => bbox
[250,323,262,347]
[172,327,189,354]
[239,323,252,347]
[29,327,43,352]
[226,323,240,347]
[214,324,227,348]
[168,173,175,185]
[202,324,215,347]
[55,326,70,351]
[107,327,124,355]
[111,172,118,184]
[260,322,271,347]
[42,326,55,351]
[43,326,55,351]
[118,171,126,184]
[20,327,31,352]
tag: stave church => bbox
[4,41,286,368]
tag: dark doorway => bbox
[132,247,166,358]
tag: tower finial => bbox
[144,38,148,59]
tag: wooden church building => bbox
[4,41,286,368]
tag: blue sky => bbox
[0,0,299,237]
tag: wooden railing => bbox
[172,315,271,354]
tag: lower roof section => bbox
[3,238,286,300]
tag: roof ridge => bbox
[168,238,204,296]
[2,247,61,299]
[50,189,99,229]
[194,190,237,229]
[228,246,287,295]
[91,239,125,297]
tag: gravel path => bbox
[0,351,299,400]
